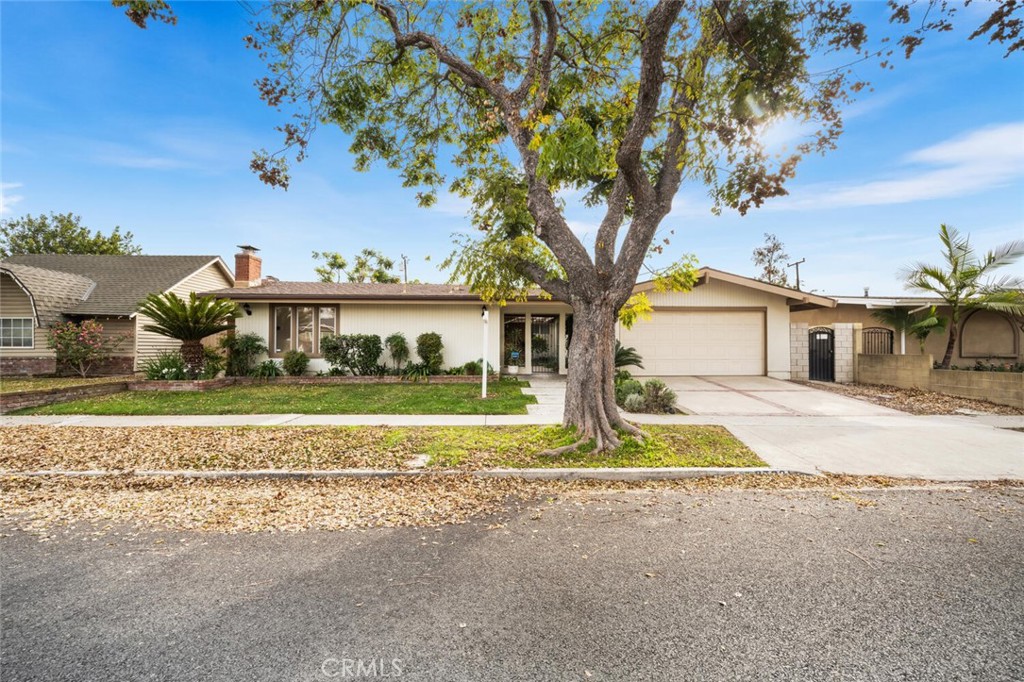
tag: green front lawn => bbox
[1,425,764,471]
[13,381,535,416]
[0,376,132,394]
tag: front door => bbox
[530,315,559,374]
[808,327,835,382]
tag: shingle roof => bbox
[1,255,225,316]
[0,263,95,327]
[204,280,503,301]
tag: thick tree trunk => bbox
[181,340,205,378]
[557,299,642,454]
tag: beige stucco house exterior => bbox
[0,254,233,375]
[207,248,835,379]
[791,295,1022,365]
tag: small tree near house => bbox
[47,320,129,377]
[900,224,1024,369]
[137,292,240,378]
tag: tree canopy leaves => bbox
[0,212,142,258]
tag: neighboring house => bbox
[791,295,1022,364]
[0,255,233,376]
[205,247,835,379]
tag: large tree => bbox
[0,212,141,258]
[123,0,1022,452]
[900,224,1024,369]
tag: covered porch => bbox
[500,303,573,376]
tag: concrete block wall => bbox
[833,323,862,384]
[790,322,809,380]
[929,369,1024,408]
[854,354,1024,409]
[858,353,932,390]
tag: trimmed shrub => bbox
[416,332,444,373]
[641,379,677,413]
[200,346,225,379]
[622,393,646,413]
[402,362,432,382]
[251,359,283,379]
[615,379,643,406]
[384,332,410,371]
[321,334,383,375]
[220,332,268,377]
[143,352,188,381]
[47,319,128,377]
[282,350,310,376]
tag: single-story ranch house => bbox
[206,247,836,379]
[791,295,1023,364]
[0,254,233,375]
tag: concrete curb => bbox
[0,466,820,481]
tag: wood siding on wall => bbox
[0,273,48,356]
[134,262,234,368]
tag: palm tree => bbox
[870,307,915,354]
[901,224,1024,368]
[614,341,644,370]
[137,292,240,377]
[908,306,948,354]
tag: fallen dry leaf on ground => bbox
[797,381,1024,416]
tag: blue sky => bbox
[2,1,1022,295]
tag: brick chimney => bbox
[234,245,262,288]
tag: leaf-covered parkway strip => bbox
[0,473,986,535]
[0,425,765,472]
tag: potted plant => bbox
[505,328,524,375]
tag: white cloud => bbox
[0,182,25,215]
[776,122,1024,210]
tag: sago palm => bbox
[901,224,1024,368]
[137,292,240,376]
[614,341,645,370]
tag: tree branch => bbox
[614,0,684,208]
[594,176,628,275]
[515,257,571,301]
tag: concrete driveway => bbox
[658,376,899,417]
[637,376,1024,481]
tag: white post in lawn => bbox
[481,306,489,398]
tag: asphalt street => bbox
[2,486,1022,681]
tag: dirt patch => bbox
[798,381,1024,416]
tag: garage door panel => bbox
[620,310,764,376]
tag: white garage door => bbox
[619,310,765,376]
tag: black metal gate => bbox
[809,327,835,382]
[863,327,894,355]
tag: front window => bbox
[0,318,33,348]
[273,307,292,354]
[271,305,337,356]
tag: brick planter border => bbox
[126,374,501,392]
